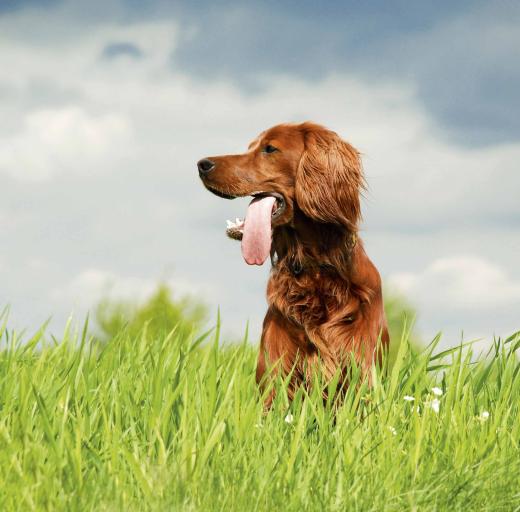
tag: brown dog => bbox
[198,122,388,403]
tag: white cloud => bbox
[390,256,520,311]
[388,256,520,345]
[0,107,131,182]
[50,268,218,317]
[50,269,156,309]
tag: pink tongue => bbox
[241,196,276,265]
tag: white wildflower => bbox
[284,413,294,424]
[403,395,415,402]
[431,387,443,396]
[387,426,397,436]
[430,398,440,413]
[480,411,490,421]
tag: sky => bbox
[1,0,519,349]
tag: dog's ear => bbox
[295,126,364,230]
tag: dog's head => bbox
[197,122,364,265]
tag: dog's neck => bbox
[271,217,358,280]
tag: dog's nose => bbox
[197,158,215,175]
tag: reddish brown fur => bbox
[199,122,389,405]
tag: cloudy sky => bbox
[1,0,519,348]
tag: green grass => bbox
[0,312,519,511]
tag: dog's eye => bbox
[263,144,278,154]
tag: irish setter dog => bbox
[198,122,388,404]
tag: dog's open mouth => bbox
[205,188,285,266]
[226,192,285,237]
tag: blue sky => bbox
[1,0,519,348]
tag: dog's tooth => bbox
[226,220,233,228]
[235,217,241,225]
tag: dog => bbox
[198,122,389,404]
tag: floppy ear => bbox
[295,126,364,230]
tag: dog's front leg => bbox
[257,307,309,407]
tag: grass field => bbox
[0,311,519,511]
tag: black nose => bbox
[197,158,215,175]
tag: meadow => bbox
[0,299,519,511]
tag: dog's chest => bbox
[267,268,349,327]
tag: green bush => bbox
[384,288,422,363]
[95,284,207,342]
